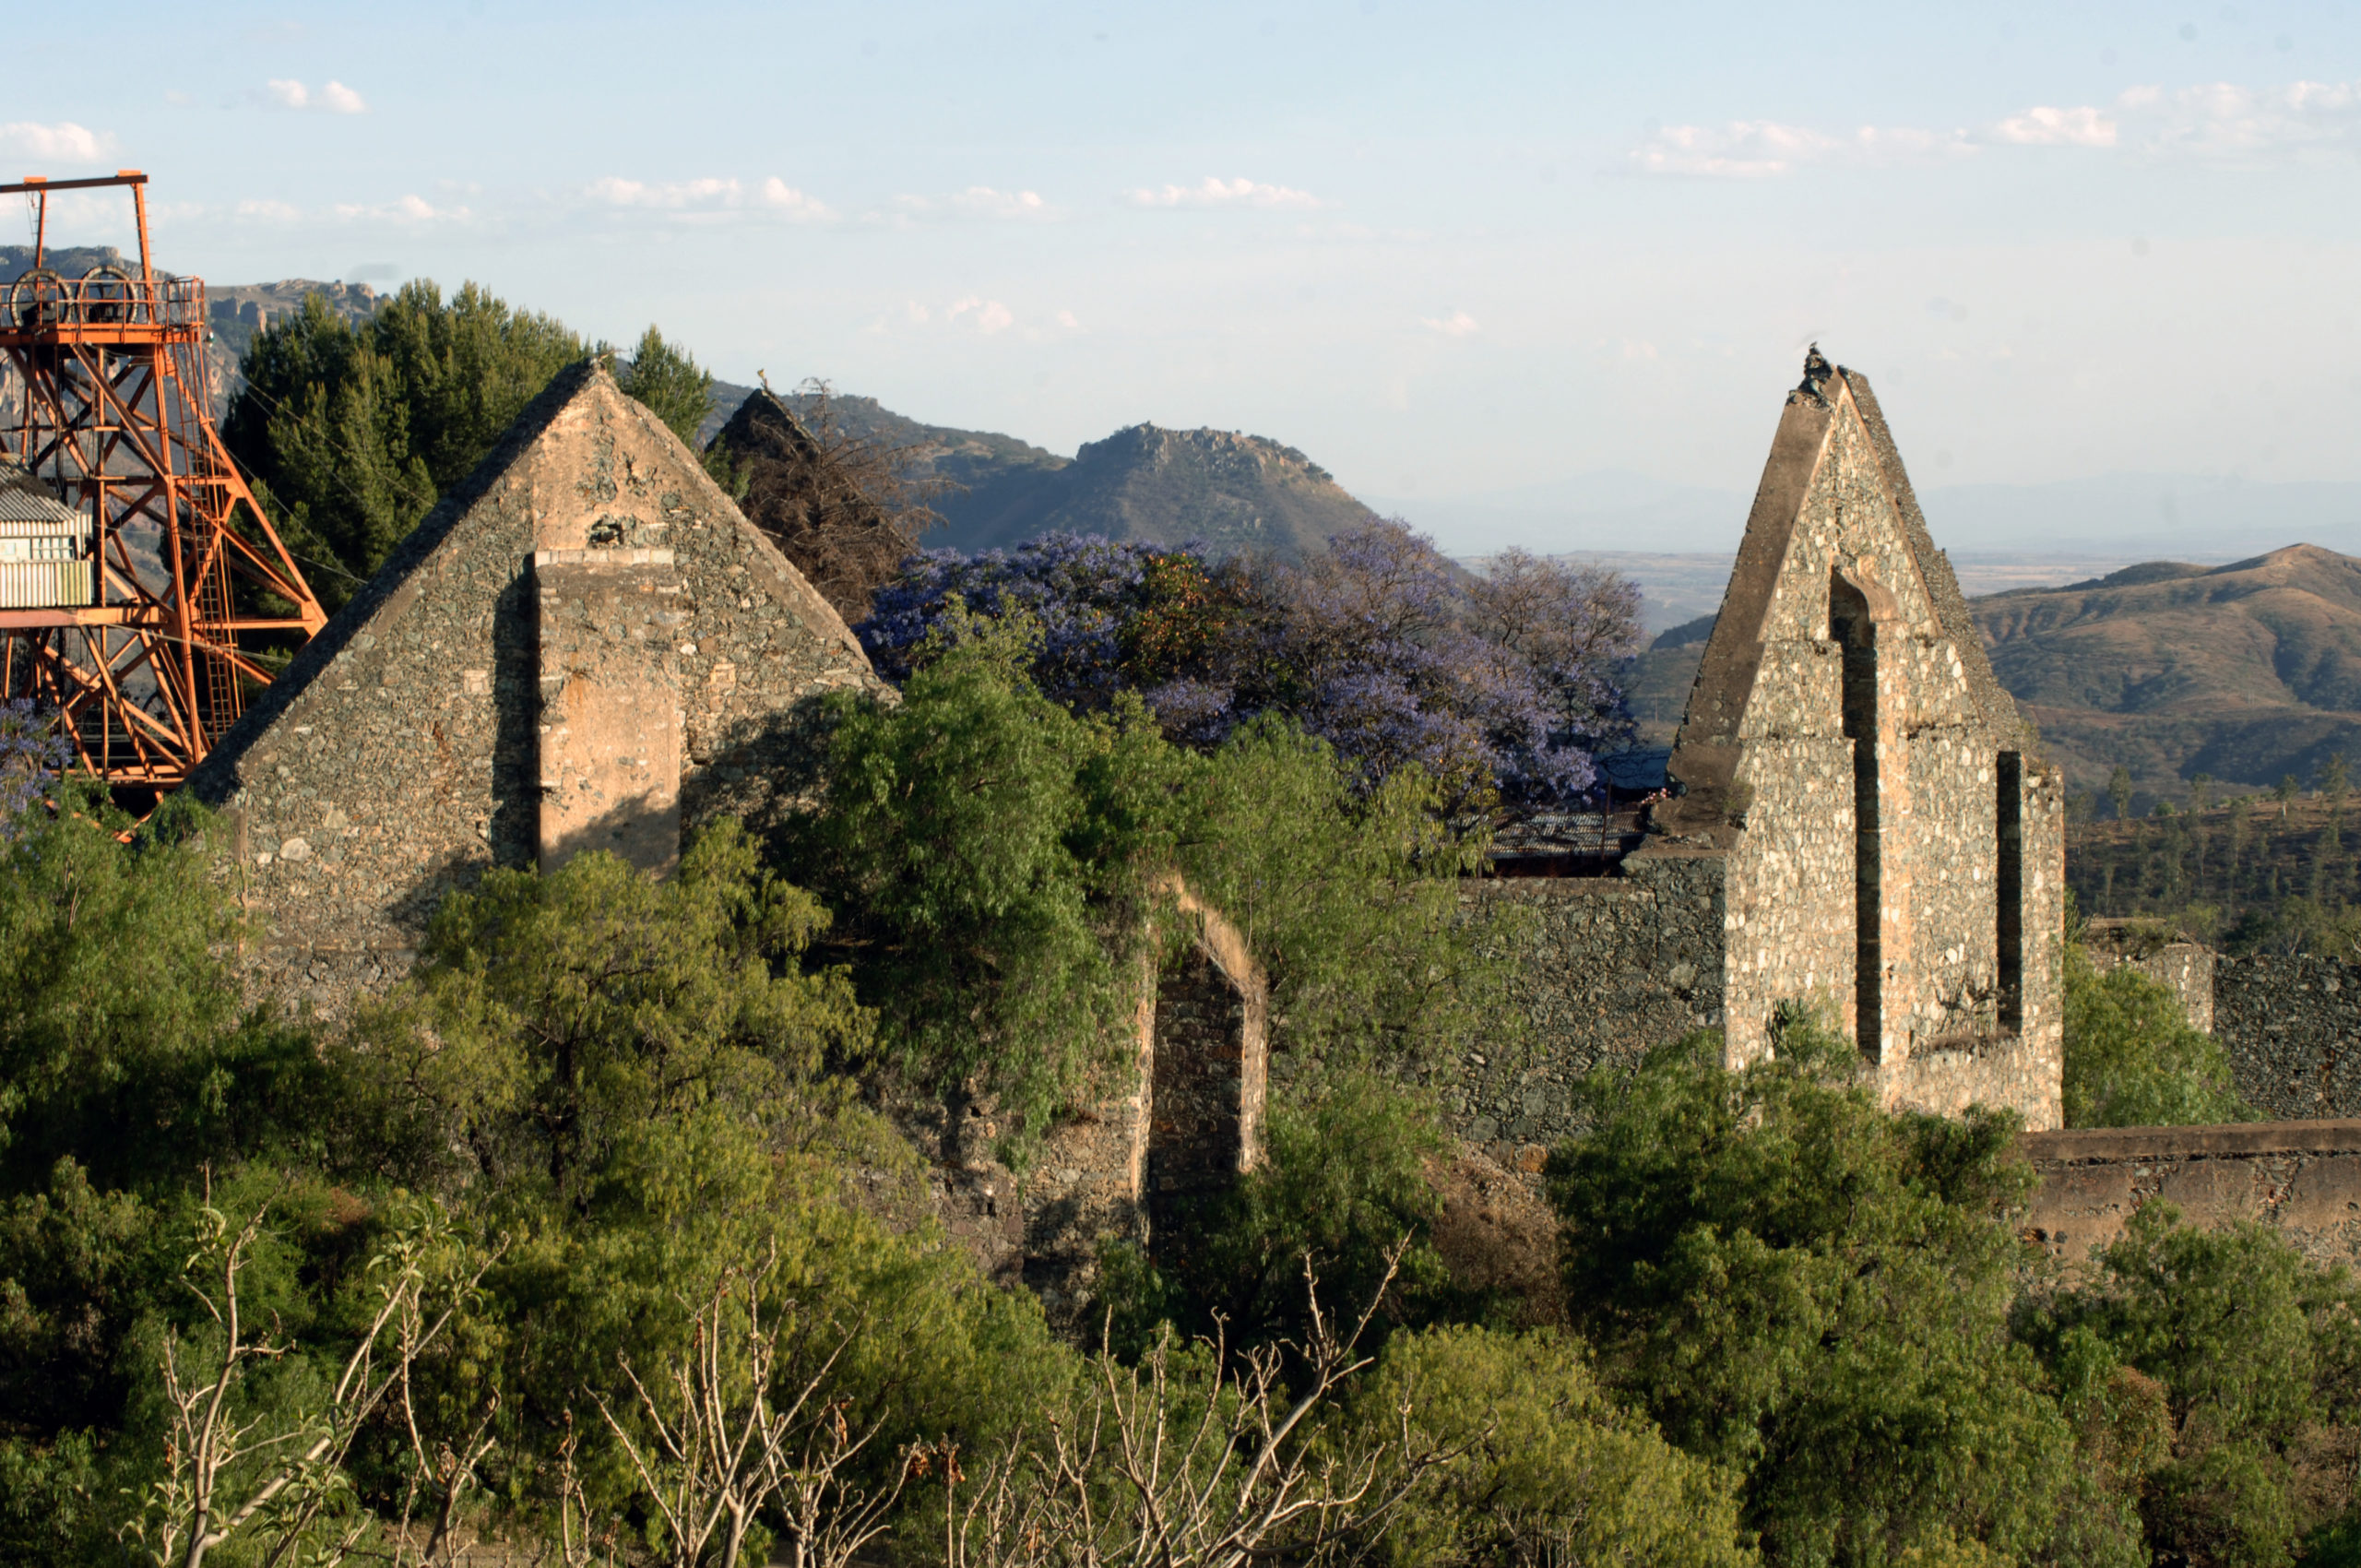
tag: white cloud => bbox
[761,178,834,220]
[262,78,366,113]
[331,194,462,223]
[588,175,834,220]
[946,295,1014,334]
[954,185,1046,217]
[1056,309,1082,329]
[1638,78,2361,178]
[2127,78,2361,162]
[592,175,741,208]
[1631,120,1975,177]
[1420,311,1480,338]
[0,121,114,162]
[235,198,301,220]
[1129,175,1324,208]
[1989,104,2118,147]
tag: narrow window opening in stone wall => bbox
[1998,750,2024,1032]
[1832,574,1882,1060]
[1145,946,1252,1248]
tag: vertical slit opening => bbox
[1833,575,1881,1060]
[1997,751,2024,1032]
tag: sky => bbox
[7,0,2361,534]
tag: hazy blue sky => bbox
[8,1,2360,517]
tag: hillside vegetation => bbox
[1974,544,2361,799]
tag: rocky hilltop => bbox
[706,386,1377,559]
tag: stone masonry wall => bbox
[2021,1121,2361,1273]
[1010,888,1268,1329]
[1719,406,2024,1072]
[534,549,685,874]
[1453,854,1727,1166]
[188,365,881,1014]
[2214,954,2361,1120]
[2084,926,2215,1035]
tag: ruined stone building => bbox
[1459,354,2066,1146]
[186,360,1271,1298]
[187,361,886,1007]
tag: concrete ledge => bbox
[532,547,675,567]
[2023,1119,2361,1163]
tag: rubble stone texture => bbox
[1469,362,2065,1133]
[187,362,884,1011]
[2213,954,2361,1120]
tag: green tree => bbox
[1548,1016,2130,1566]
[1354,1324,1757,1568]
[2191,772,2215,813]
[2275,774,2299,819]
[617,324,715,447]
[1097,1071,1461,1361]
[2107,765,2135,823]
[2031,1205,2361,1567]
[0,788,323,1194]
[2322,754,2351,804]
[797,609,1505,1155]
[2062,939,2255,1127]
[223,281,588,604]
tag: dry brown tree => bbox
[585,1238,905,1568]
[118,1183,502,1568]
[704,379,948,625]
[926,1248,1455,1568]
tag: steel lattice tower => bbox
[0,172,325,802]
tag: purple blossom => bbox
[0,699,70,836]
[854,523,1641,814]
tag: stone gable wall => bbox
[1721,400,2027,1071]
[189,366,881,1013]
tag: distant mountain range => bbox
[707,383,1377,559]
[1629,545,2361,803]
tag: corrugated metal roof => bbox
[0,462,86,528]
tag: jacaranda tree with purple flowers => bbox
[857,523,1640,820]
[0,699,70,836]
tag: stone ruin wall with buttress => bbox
[1453,359,2066,1165]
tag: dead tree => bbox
[118,1182,501,1568]
[704,379,946,624]
[591,1238,905,1568]
[931,1249,1449,1568]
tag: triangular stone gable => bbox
[1665,364,2024,828]
[1648,357,2060,1121]
[189,362,884,1013]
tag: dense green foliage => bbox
[223,285,716,607]
[1549,1013,2361,1568]
[1098,1070,1462,1360]
[2062,932,2255,1127]
[1352,1324,1755,1567]
[2023,1206,2361,1567]
[793,609,1508,1154]
[1550,1016,2098,1565]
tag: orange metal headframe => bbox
[0,172,327,802]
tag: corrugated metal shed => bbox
[0,461,95,607]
